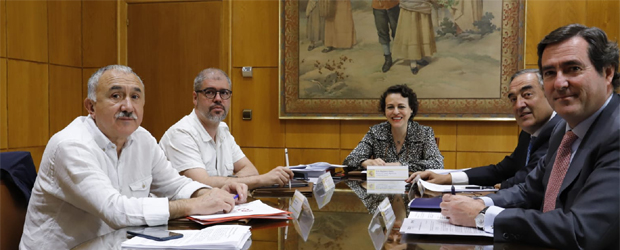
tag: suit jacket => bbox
[466,115,561,189]
[488,94,620,250]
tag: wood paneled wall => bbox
[0,0,617,171]
[0,0,119,171]
[126,0,227,140]
[0,0,616,249]
[230,0,619,175]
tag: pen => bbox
[233,194,239,200]
[285,148,291,190]
[451,185,456,195]
[465,186,494,190]
[285,148,290,167]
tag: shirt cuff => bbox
[176,181,211,200]
[482,206,504,234]
[478,196,495,206]
[143,197,171,226]
[450,172,469,185]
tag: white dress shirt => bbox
[159,110,245,177]
[20,116,208,249]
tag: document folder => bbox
[408,196,442,211]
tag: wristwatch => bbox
[475,206,489,230]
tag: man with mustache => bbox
[20,65,247,249]
[160,68,293,189]
[408,69,560,189]
[440,24,619,249]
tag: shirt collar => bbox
[531,111,556,137]
[190,109,227,143]
[565,94,612,138]
[190,109,214,143]
[85,115,134,150]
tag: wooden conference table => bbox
[73,180,551,250]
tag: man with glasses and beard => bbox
[160,68,293,189]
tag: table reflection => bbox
[73,179,549,250]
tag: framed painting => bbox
[279,0,525,120]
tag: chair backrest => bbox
[1,179,28,250]
[0,151,37,250]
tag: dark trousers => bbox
[373,5,400,45]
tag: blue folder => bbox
[408,196,442,211]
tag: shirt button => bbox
[142,184,145,188]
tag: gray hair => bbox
[510,68,543,87]
[193,68,231,91]
[87,65,144,101]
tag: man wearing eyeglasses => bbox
[160,68,294,189]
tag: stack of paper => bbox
[289,162,343,179]
[121,225,252,250]
[188,200,291,226]
[400,211,492,237]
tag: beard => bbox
[206,104,228,122]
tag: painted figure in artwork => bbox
[392,0,437,75]
[371,0,400,72]
[306,0,325,51]
[322,0,356,53]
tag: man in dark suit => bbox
[440,24,619,249]
[407,69,559,189]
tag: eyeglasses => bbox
[195,88,232,100]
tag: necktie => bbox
[525,136,537,166]
[543,131,578,212]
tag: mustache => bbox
[209,104,225,111]
[115,111,138,119]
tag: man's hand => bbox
[494,183,501,189]
[439,194,485,228]
[222,182,248,204]
[362,158,386,167]
[261,166,294,187]
[406,171,451,184]
[188,188,236,215]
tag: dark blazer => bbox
[488,94,619,250]
[466,115,562,189]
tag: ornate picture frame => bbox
[279,0,525,120]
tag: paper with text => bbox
[366,166,408,180]
[401,212,492,237]
[121,225,251,249]
[190,200,289,221]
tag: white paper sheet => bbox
[418,179,498,193]
[366,166,408,181]
[121,225,251,249]
[428,168,471,175]
[401,212,492,237]
[190,200,287,220]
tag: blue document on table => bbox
[408,196,442,211]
